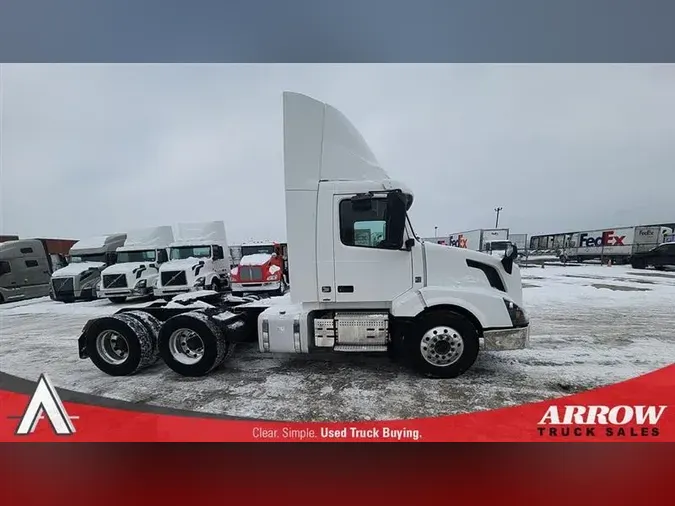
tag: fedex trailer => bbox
[447,229,509,252]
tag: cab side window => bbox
[339,198,389,249]
[212,245,225,260]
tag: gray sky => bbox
[1,64,674,244]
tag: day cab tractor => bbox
[77,92,530,380]
[230,242,288,297]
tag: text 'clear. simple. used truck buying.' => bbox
[77,92,530,379]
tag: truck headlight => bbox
[194,277,205,287]
[504,299,529,326]
[135,279,147,289]
[266,273,280,281]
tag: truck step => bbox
[333,345,388,353]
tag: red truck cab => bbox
[230,242,287,296]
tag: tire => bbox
[209,279,220,292]
[83,312,158,376]
[0,294,4,304]
[108,296,127,304]
[403,310,480,379]
[631,260,646,269]
[158,311,233,377]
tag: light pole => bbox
[494,207,503,228]
[434,226,438,237]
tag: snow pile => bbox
[239,253,273,266]
[164,300,214,309]
[172,290,219,302]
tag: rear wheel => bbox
[84,312,159,376]
[158,312,234,377]
[403,310,480,378]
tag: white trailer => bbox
[154,221,231,298]
[78,92,530,380]
[98,226,174,303]
[447,228,509,252]
[561,226,672,263]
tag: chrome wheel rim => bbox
[420,326,464,367]
[168,329,205,365]
[96,330,130,365]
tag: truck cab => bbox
[154,221,231,298]
[255,92,530,378]
[230,242,287,296]
[0,239,54,304]
[98,226,174,303]
[50,234,127,302]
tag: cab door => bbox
[332,193,413,303]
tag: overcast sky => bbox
[1,64,674,243]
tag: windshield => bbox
[487,241,511,251]
[241,245,276,257]
[117,249,156,263]
[170,246,211,260]
[70,254,106,263]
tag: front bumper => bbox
[481,325,530,351]
[153,285,193,297]
[99,286,151,298]
[231,281,281,292]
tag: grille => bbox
[103,274,128,288]
[52,277,74,297]
[161,271,187,286]
[239,266,263,282]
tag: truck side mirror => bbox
[501,244,518,274]
[384,191,407,250]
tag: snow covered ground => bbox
[1,264,674,421]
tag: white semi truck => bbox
[50,234,127,302]
[98,226,174,303]
[153,221,231,298]
[77,92,530,380]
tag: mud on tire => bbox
[158,311,233,377]
[84,311,160,376]
[403,309,480,379]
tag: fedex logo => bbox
[449,235,468,248]
[579,230,626,248]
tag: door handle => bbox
[337,285,354,293]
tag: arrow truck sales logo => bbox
[537,405,667,438]
[10,374,78,436]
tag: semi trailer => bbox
[50,234,127,302]
[77,92,530,380]
[531,225,674,263]
[98,226,174,303]
[446,228,510,252]
[230,242,288,296]
[153,221,231,298]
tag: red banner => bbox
[1,364,673,442]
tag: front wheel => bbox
[403,310,480,378]
[209,279,220,292]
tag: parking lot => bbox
[1,264,674,421]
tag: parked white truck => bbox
[98,226,174,303]
[153,221,231,298]
[77,92,530,380]
[50,234,127,302]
